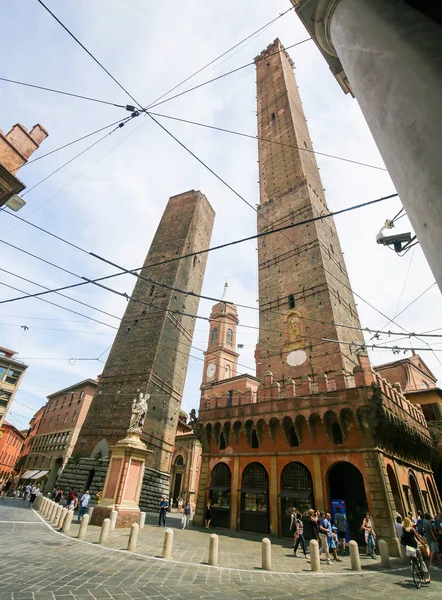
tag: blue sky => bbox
[1,0,440,430]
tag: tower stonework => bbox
[58,190,214,509]
[256,39,364,382]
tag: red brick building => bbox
[15,405,45,477]
[22,379,97,491]
[193,40,440,554]
[0,422,25,482]
[0,122,48,209]
[170,411,202,513]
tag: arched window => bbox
[226,328,233,344]
[251,430,259,448]
[289,425,299,447]
[225,364,230,379]
[219,433,226,450]
[331,422,343,445]
[211,328,218,343]
[175,455,184,466]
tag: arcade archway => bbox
[409,471,423,515]
[387,465,405,516]
[279,461,313,537]
[328,462,368,542]
[208,462,231,527]
[240,462,269,534]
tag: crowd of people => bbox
[395,509,442,584]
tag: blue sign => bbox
[331,498,349,542]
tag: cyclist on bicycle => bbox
[400,517,430,584]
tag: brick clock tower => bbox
[193,40,440,553]
[202,284,239,386]
[58,190,215,511]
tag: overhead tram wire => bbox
[37,0,144,110]
[21,115,135,196]
[143,5,295,109]
[0,193,397,307]
[0,76,127,110]
[147,111,387,172]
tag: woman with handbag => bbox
[400,517,430,584]
[361,513,377,559]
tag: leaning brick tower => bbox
[58,190,215,510]
[256,39,364,382]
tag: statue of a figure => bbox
[128,392,149,433]
[189,408,198,424]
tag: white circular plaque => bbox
[286,350,307,366]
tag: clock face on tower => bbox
[206,363,216,379]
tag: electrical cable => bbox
[21,115,135,196]
[143,6,295,109]
[0,193,397,308]
[0,76,127,109]
[148,110,388,172]
[37,0,144,110]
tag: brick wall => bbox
[74,190,215,474]
[255,39,365,383]
[0,124,48,173]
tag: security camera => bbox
[376,230,413,252]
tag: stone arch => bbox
[268,417,279,443]
[213,422,222,446]
[427,477,439,515]
[205,423,212,446]
[308,413,321,442]
[90,438,109,460]
[222,422,231,445]
[339,408,355,439]
[409,470,423,515]
[256,419,266,445]
[233,421,242,444]
[244,419,254,446]
[327,461,368,542]
[240,462,269,533]
[281,416,293,444]
[294,415,306,443]
[386,464,405,516]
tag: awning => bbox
[30,470,49,479]
[20,470,40,479]
[277,489,312,499]
[237,488,268,494]
[206,485,231,491]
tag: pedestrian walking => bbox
[77,490,91,522]
[54,488,63,504]
[361,512,377,559]
[29,485,40,507]
[395,514,403,539]
[23,483,31,502]
[400,517,430,584]
[205,503,212,529]
[178,497,184,512]
[318,511,332,564]
[50,486,57,499]
[334,507,347,555]
[423,513,442,570]
[182,502,191,529]
[329,526,342,562]
[158,496,168,526]
[293,514,308,558]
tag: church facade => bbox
[192,40,440,554]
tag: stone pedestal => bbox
[90,433,151,528]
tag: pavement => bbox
[1,497,442,600]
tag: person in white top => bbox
[77,490,91,522]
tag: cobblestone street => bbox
[1,499,441,600]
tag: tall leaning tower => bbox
[256,39,364,382]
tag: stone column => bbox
[269,455,278,536]
[321,0,442,290]
[230,455,240,532]
[312,455,325,510]
[90,432,151,528]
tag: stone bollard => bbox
[127,523,139,551]
[349,540,361,571]
[62,510,74,534]
[87,506,94,518]
[309,539,321,572]
[162,528,174,559]
[78,514,90,540]
[43,499,51,518]
[42,497,49,515]
[209,533,219,566]
[35,495,41,510]
[49,502,58,523]
[99,518,111,545]
[46,501,55,519]
[53,504,63,525]
[110,510,118,530]
[262,538,271,571]
[39,497,46,513]
[378,539,391,569]
[57,507,68,529]
[139,511,146,530]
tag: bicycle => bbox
[406,547,430,588]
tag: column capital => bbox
[291,0,352,95]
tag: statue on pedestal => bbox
[128,392,149,434]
